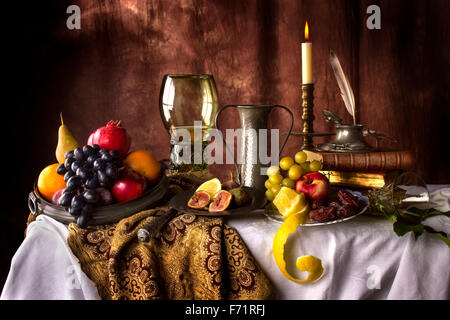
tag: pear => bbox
[55,113,79,163]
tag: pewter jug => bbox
[215,105,293,192]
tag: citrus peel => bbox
[272,209,324,284]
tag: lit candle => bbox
[302,21,312,84]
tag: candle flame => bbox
[305,21,309,41]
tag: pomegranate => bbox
[112,177,144,202]
[87,120,131,156]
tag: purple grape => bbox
[64,157,75,170]
[74,147,85,161]
[83,189,98,204]
[77,213,88,228]
[93,158,105,172]
[56,163,67,175]
[69,206,82,217]
[71,194,86,210]
[85,176,99,189]
[64,170,75,182]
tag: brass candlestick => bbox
[301,83,315,150]
[287,83,334,149]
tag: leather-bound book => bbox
[319,170,401,189]
[316,151,415,172]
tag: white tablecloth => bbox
[2,187,449,300]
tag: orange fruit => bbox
[37,163,66,201]
[124,150,161,183]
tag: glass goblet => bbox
[159,74,219,173]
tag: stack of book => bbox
[305,151,415,189]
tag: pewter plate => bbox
[169,187,266,217]
[264,189,369,226]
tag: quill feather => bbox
[330,50,356,124]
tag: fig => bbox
[187,191,211,210]
[229,186,251,207]
[209,190,232,212]
[222,172,239,190]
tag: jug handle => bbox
[272,105,294,157]
[214,105,242,185]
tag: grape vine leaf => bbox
[392,208,450,247]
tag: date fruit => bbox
[309,206,336,222]
[336,204,356,218]
[337,190,360,209]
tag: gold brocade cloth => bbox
[64,174,272,300]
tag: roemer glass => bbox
[159,74,219,173]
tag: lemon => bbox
[196,178,222,198]
[273,187,309,218]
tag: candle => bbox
[302,21,312,84]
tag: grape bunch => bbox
[55,144,123,227]
[265,151,322,201]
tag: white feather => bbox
[330,51,356,124]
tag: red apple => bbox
[112,177,144,202]
[295,172,330,201]
[87,120,131,156]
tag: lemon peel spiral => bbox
[272,210,324,284]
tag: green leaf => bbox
[393,218,425,240]
[424,226,450,248]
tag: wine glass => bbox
[367,171,430,218]
[159,74,219,173]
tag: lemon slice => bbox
[196,178,222,198]
[273,187,308,218]
[272,212,324,284]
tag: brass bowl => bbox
[28,171,168,226]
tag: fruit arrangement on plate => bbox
[187,176,252,213]
[265,151,364,223]
[36,114,162,227]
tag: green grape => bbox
[281,177,295,188]
[265,189,275,201]
[269,173,283,185]
[309,160,322,172]
[279,157,294,171]
[270,184,282,196]
[300,161,310,174]
[294,151,307,164]
[267,166,280,176]
[288,164,303,180]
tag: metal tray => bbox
[264,189,369,226]
[28,171,169,226]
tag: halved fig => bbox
[187,191,211,209]
[209,190,232,212]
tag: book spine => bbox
[320,151,414,171]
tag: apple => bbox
[295,172,330,201]
[112,177,144,202]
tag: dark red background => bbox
[2,0,450,292]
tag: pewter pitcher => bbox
[215,105,293,192]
